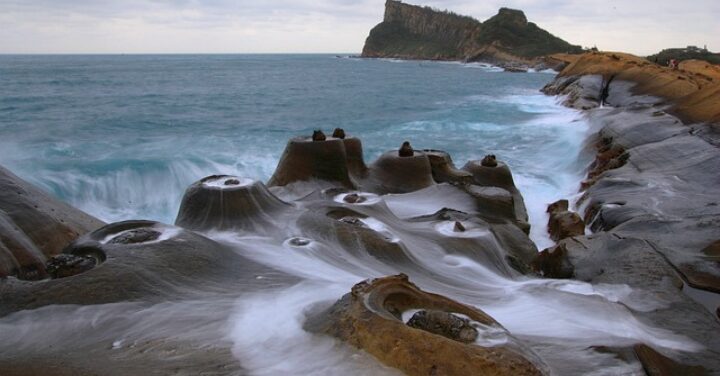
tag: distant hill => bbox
[647,46,720,66]
[362,0,582,65]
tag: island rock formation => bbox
[362,0,582,67]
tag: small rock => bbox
[312,130,326,141]
[108,228,162,244]
[531,243,574,279]
[224,178,240,186]
[398,141,414,157]
[332,128,346,139]
[407,310,478,343]
[46,254,97,279]
[343,193,366,204]
[289,237,311,246]
[339,216,363,226]
[481,154,497,167]
[453,221,466,232]
[547,199,569,214]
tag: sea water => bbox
[0,55,699,375]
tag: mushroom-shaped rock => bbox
[368,150,435,194]
[424,150,473,185]
[268,136,356,188]
[0,164,104,280]
[304,274,547,376]
[463,158,529,231]
[332,128,346,139]
[175,175,290,232]
[481,154,498,167]
[0,220,293,315]
[398,141,414,157]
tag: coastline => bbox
[541,53,720,371]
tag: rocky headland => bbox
[362,0,582,70]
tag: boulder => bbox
[304,274,547,376]
[175,175,290,232]
[546,200,585,241]
[406,310,478,343]
[531,243,574,279]
[0,165,104,280]
[398,141,414,157]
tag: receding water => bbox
[0,55,701,375]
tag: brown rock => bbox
[531,243,574,279]
[633,344,707,376]
[546,199,569,214]
[398,141,414,157]
[343,193,366,204]
[453,221,466,232]
[304,274,546,376]
[406,310,478,343]
[312,130,326,141]
[547,203,585,242]
[268,137,355,188]
[423,149,473,185]
[45,254,97,279]
[332,128,346,139]
[481,154,498,167]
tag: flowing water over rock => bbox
[0,55,706,375]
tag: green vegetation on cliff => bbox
[362,0,582,63]
[647,46,720,66]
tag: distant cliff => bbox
[362,0,582,65]
[647,46,720,66]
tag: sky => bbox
[0,0,717,56]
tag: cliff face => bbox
[362,0,582,64]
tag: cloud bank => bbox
[0,0,717,55]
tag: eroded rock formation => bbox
[304,274,547,376]
[0,165,104,280]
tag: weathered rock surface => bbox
[543,60,720,371]
[175,175,291,232]
[546,199,585,241]
[0,165,104,280]
[362,0,581,66]
[304,274,548,376]
[367,150,435,194]
[0,220,294,316]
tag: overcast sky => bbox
[0,0,717,56]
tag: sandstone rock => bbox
[531,243,574,279]
[481,154,498,167]
[0,165,104,280]
[268,136,357,188]
[0,220,295,316]
[423,149,473,185]
[546,200,585,242]
[367,150,435,194]
[304,274,547,376]
[312,130,326,141]
[45,254,97,279]
[332,128,346,139]
[175,175,290,232]
[398,141,414,157]
[633,344,707,376]
[406,310,478,343]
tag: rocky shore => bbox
[2,53,719,375]
[541,51,720,372]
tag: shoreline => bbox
[540,53,720,371]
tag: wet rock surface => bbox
[45,254,97,279]
[406,309,479,343]
[304,274,547,376]
[0,165,104,280]
[175,175,291,232]
[543,69,720,371]
[546,200,585,241]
